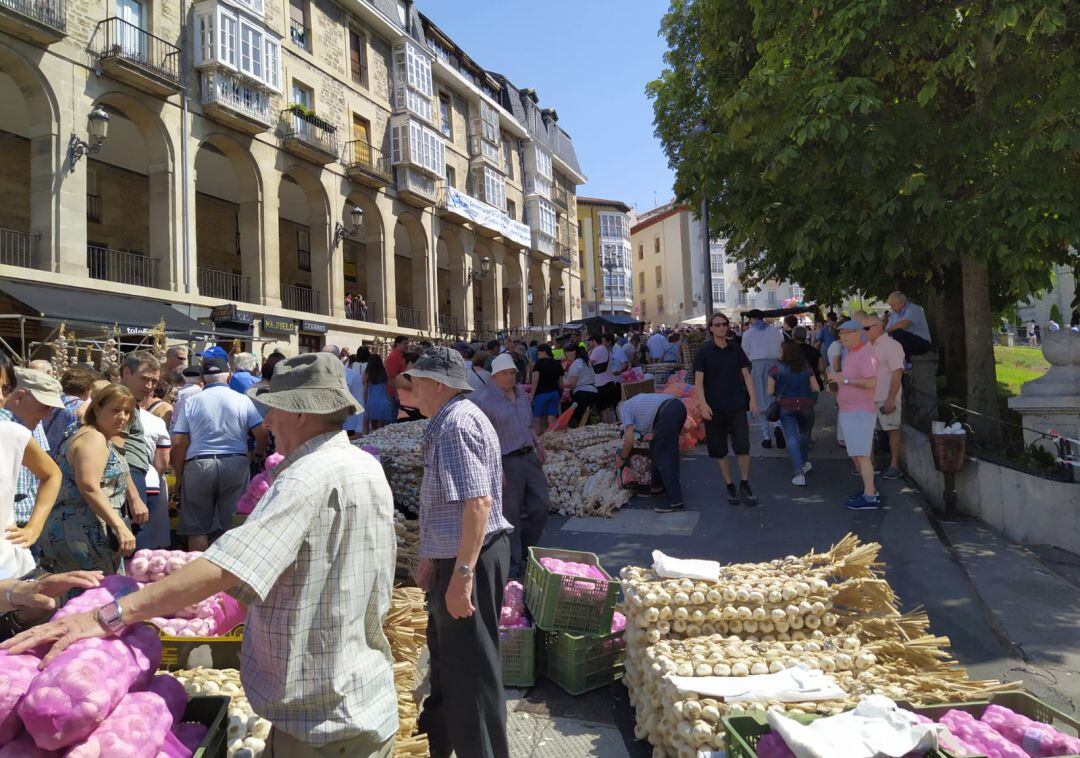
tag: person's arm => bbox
[887,317,911,333]
[617,426,635,466]
[884,367,903,411]
[767,377,776,397]
[693,370,713,420]
[0,572,103,614]
[126,476,149,525]
[72,436,136,554]
[171,433,190,488]
[810,375,821,392]
[742,367,759,415]
[5,440,61,548]
[445,495,492,619]
[152,445,169,476]
[250,425,268,458]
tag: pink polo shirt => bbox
[838,342,878,413]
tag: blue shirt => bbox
[818,325,836,353]
[887,302,932,343]
[172,383,263,458]
[228,371,260,395]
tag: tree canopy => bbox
[649,0,1080,309]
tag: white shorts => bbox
[839,411,876,458]
[877,404,902,431]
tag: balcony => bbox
[280,283,320,314]
[200,70,273,135]
[395,167,438,208]
[344,139,392,188]
[438,313,460,335]
[0,227,38,269]
[531,230,554,257]
[280,108,339,165]
[197,267,251,303]
[289,19,309,51]
[87,245,158,288]
[396,305,420,330]
[92,18,182,97]
[0,0,66,45]
[552,242,574,268]
[552,185,570,210]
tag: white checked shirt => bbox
[203,432,397,746]
[419,395,512,559]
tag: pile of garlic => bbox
[542,424,630,517]
[169,668,271,758]
[359,420,429,514]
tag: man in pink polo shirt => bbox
[863,315,906,480]
[829,320,879,510]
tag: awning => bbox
[0,281,209,334]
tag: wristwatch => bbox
[454,563,474,580]
[843,378,850,386]
[95,599,126,636]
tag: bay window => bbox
[191,3,280,92]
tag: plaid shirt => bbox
[0,409,49,523]
[419,394,512,559]
[203,432,398,746]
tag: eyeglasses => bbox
[711,322,730,328]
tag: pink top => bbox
[870,334,905,404]
[838,343,878,413]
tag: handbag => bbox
[766,400,782,423]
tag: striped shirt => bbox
[203,432,397,746]
[617,393,675,435]
[0,409,48,524]
[419,394,512,559]
[470,384,535,456]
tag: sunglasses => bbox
[711,322,730,328]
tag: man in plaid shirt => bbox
[6,353,399,757]
[408,347,512,758]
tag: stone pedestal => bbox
[1008,331,1080,449]
[903,353,939,430]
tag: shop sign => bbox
[344,262,357,280]
[261,316,297,335]
[300,320,328,334]
[210,304,254,325]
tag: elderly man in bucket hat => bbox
[409,346,513,758]
[5,352,400,758]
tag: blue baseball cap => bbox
[838,320,862,332]
[199,346,229,360]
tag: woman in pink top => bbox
[828,321,879,509]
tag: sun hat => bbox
[201,357,230,377]
[490,353,517,376]
[246,352,361,414]
[13,368,64,408]
[838,320,863,332]
[403,346,472,392]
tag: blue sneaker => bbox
[845,494,881,510]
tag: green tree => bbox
[649,0,1080,436]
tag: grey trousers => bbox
[501,452,550,576]
[750,358,780,440]
[178,455,249,536]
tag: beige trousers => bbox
[266,727,394,758]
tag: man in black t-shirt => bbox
[530,344,564,434]
[693,312,760,506]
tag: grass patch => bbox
[995,345,1049,398]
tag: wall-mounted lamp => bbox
[333,206,363,248]
[468,255,492,283]
[546,285,565,305]
[67,106,110,174]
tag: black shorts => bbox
[596,382,620,411]
[570,390,597,425]
[705,410,750,458]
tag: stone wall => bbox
[86,159,150,254]
[901,424,1080,555]
[194,192,240,274]
[0,131,30,233]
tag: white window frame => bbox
[239,20,263,82]
[263,36,280,91]
[538,198,556,238]
[195,10,214,66]
[533,144,552,180]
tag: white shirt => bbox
[172,383,202,433]
[139,410,171,491]
[344,364,365,433]
[827,340,845,371]
[609,343,629,375]
[740,324,784,361]
[590,345,614,386]
[0,421,36,579]
[567,358,597,393]
[646,333,669,361]
[467,365,491,393]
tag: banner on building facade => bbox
[444,187,532,248]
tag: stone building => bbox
[576,196,633,317]
[0,0,585,355]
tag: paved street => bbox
[505,400,1080,757]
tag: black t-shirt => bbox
[799,343,824,387]
[533,357,564,395]
[692,339,752,411]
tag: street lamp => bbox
[333,206,363,249]
[546,285,565,305]
[601,257,618,315]
[468,255,491,283]
[67,106,110,173]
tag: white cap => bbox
[490,353,517,376]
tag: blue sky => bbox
[427,0,675,214]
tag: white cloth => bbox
[666,664,846,703]
[766,695,945,758]
[139,410,171,491]
[651,549,720,582]
[0,420,37,579]
[343,363,365,433]
[740,324,784,361]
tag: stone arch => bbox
[92,91,174,169]
[277,162,331,314]
[502,248,526,329]
[529,258,549,327]
[435,227,468,335]
[393,211,429,330]
[0,41,59,139]
[343,189,384,322]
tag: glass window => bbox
[712,281,724,303]
[349,29,368,88]
[654,237,660,254]
[711,252,724,271]
[506,199,516,220]
[218,10,236,68]
[638,244,643,260]
[638,271,645,293]
[263,37,279,91]
[445,165,455,189]
[503,136,514,179]
[655,265,662,286]
[439,93,452,139]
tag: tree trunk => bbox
[941,264,968,401]
[961,254,1001,442]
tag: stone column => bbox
[310,210,336,318]
[260,172,282,308]
[902,353,939,432]
[148,162,179,291]
[49,133,87,276]
[482,257,503,334]
[1009,331,1080,451]
[460,234,476,334]
[378,198,398,326]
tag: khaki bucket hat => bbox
[246,352,360,414]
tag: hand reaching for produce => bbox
[2,610,106,665]
[114,523,137,556]
[129,496,150,525]
[4,571,103,613]
[445,574,474,619]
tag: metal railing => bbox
[86,193,102,223]
[87,245,158,288]
[396,305,420,329]
[438,313,460,335]
[297,249,311,272]
[0,227,37,268]
[197,267,251,302]
[93,17,181,86]
[347,299,377,322]
[281,109,339,156]
[280,283,320,314]
[344,139,391,182]
[0,0,67,32]
[201,70,272,126]
[289,19,309,50]
[554,242,575,267]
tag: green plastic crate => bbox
[524,547,620,636]
[723,712,818,758]
[500,625,537,688]
[185,695,230,758]
[540,629,625,696]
